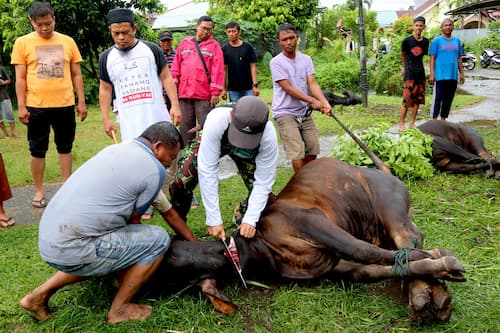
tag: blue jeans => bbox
[48,224,170,277]
[228,90,253,103]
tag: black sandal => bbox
[0,217,15,227]
[32,198,47,208]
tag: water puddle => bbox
[470,75,500,81]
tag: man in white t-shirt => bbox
[99,8,181,142]
[169,96,279,240]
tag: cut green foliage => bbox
[331,125,435,180]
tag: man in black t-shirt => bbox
[221,22,259,102]
[399,16,429,131]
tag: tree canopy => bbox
[208,0,320,53]
[0,0,164,79]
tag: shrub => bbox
[256,51,274,89]
[315,59,360,93]
[475,32,500,53]
[369,35,405,96]
[369,52,402,95]
[488,20,500,33]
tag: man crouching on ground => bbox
[20,121,196,324]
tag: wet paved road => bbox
[4,68,500,225]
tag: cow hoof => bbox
[442,256,465,274]
[432,283,450,308]
[408,279,454,322]
[436,305,452,321]
[432,282,452,321]
[408,280,431,312]
[429,256,466,281]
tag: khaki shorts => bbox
[275,115,320,160]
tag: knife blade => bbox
[221,238,247,288]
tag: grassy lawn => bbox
[1,90,498,332]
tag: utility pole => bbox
[358,0,368,107]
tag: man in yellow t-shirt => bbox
[11,1,87,208]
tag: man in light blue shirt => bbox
[429,17,465,120]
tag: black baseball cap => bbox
[228,96,269,150]
[159,30,173,41]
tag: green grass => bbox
[0,91,498,332]
[1,89,481,187]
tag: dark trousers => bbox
[178,98,211,145]
[432,80,458,119]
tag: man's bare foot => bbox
[399,124,405,131]
[19,292,51,321]
[409,122,416,129]
[107,303,153,324]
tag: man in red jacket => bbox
[170,15,225,144]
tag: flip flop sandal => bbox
[32,198,47,208]
[0,217,15,228]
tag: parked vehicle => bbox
[461,52,477,70]
[480,48,500,69]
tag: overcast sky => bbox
[162,0,416,12]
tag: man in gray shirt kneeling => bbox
[20,121,195,324]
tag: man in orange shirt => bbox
[11,1,87,208]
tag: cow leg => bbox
[465,127,493,158]
[353,178,461,321]
[198,279,237,314]
[373,206,457,321]
[329,256,464,283]
[438,160,492,174]
[407,279,452,321]
[290,207,460,269]
[331,258,460,322]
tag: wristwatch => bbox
[252,83,259,88]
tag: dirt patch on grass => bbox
[237,285,279,332]
[369,279,408,304]
[463,119,499,128]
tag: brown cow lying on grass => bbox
[418,120,500,179]
[152,158,466,322]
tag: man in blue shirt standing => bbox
[429,18,465,120]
